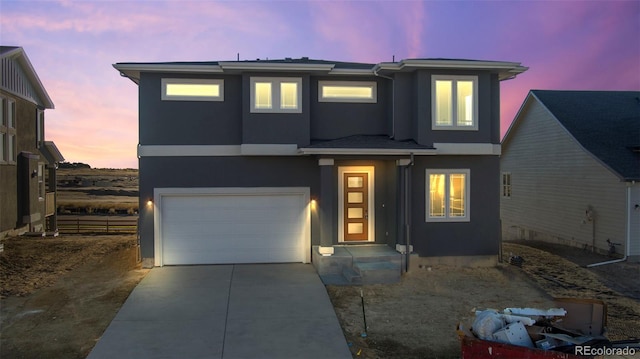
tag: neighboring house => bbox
[501,90,640,262]
[0,46,65,238]
[113,57,527,268]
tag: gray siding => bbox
[139,73,243,145]
[630,184,640,258]
[242,74,310,146]
[411,155,501,257]
[501,99,627,254]
[310,77,388,139]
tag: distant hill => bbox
[59,162,91,169]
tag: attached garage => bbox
[154,187,310,266]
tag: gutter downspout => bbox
[399,154,415,272]
[587,184,631,268]
[373,68,395,139]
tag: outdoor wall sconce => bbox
[146,199,153,207]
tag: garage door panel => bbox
[159,190,308,265]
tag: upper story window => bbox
[250,77,302,113]
[0,96,17,163]
[161,78,224,101]
[318,81,377,103]
[426,169,470,222]
[37,109,44,145]
[432,75,478,130]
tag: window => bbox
[318,81,377,103]
[250,77,302,113]
[37,109,44,145]
[426,169,470,222]
[432,75,478,130]
[161,78,224,101]
[0,97,17,163]
[502,172,512,198]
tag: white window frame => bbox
[250,77,302,113]
[0,96,17,164]
[502,172,512,198]
[318,81,377,103]
[425,169,470,222]
[161,78,224,101]
[431,75,478,131]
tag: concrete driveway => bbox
[87,264,351,359]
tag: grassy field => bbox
[57,168,139,215]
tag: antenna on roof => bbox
[237,53,239,61]
[392,55,395,62]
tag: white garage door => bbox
[157,188,309,265]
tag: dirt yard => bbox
[328,241,640,359]
[1,235,638,359]
[0,234,147,359]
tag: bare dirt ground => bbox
[1,232,638,359]
[328,241,640,359]
[0,234,148,359]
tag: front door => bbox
[343,172,369,241]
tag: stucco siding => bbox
[629,184,640,259]
[501,99,627,254]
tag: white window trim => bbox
[0,96,17,164]
[318,80,377,103]
[425,169,471,222]
[250,77,302,113]
[502,172,512,198]
[161,78,224,101]
[431,75,478,131]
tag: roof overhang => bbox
[39,141,65,165]
[298,147,437,155]
[218,62,335,72]
[374,59,528,81]
[113,63,224,84]
[0,47,55,109]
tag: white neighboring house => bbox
[501,90,640,262]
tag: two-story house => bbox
[114,57,527,271]
[0,46,65,238]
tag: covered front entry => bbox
[154,187,310,266]
[338,166,375,242]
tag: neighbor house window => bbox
[432,75,478,130]
[0,97,17,163]
[502,172,512,198]
[318,81,377,103]
[37,109,44,145]
[426,169,470,222]
[161,78,224,101]
[250,77,302,113]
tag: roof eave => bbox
[1,47,55,109]
[299,148,437,155]
[113,63,225,84]
[374,59,528,81]
[218,62,335,72]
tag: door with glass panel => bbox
[343,173,368,241]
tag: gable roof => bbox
[114,57,527,84]
[0,46,54,109]
[505,90,640,181]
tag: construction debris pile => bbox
[459,298,639,358]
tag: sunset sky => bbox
[1,0,638,169]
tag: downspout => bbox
[587,183,631,267]
[374,68,395,139]
[402,153,415,272]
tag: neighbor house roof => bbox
[114,57,527,84]
[504,90,640,181]
[0,46,54,109]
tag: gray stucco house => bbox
[114,57,527,268]
[501,90,640,262]
[0,46,64,239]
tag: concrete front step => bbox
[354,261,401,284]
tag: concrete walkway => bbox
[87,264,351,359]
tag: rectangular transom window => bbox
[426,169,470,222]
[432,75,478,130]
[250,77,302,113]
[318,81,377,103]
[161,79,224,101]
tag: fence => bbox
[58,216,138,234]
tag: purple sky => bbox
[2,0,638,169]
